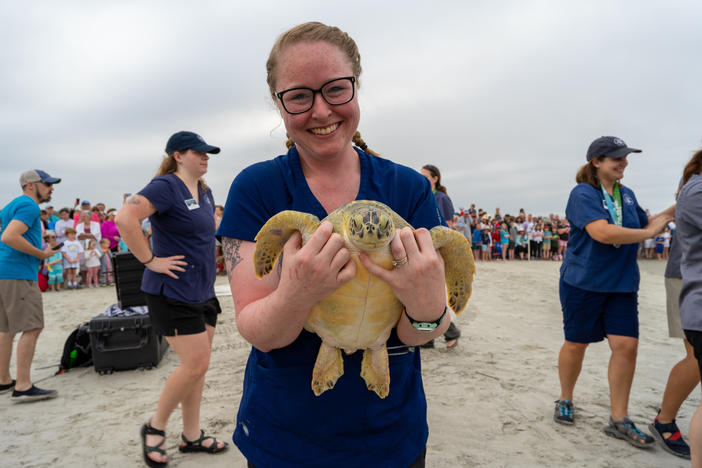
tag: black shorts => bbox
[145,293,221,336]
[684,330,702,379]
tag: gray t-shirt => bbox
[677,174,702,331]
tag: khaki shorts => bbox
[0,279,44,334]
[665,277,684,339]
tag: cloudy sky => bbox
[3,1,701,217]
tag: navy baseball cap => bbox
[586,136,641,161]
[165,131,220,154]
[19,169,61,186]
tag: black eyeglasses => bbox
[276,76,356,115]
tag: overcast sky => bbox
[2,1,701,217]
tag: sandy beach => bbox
[1,259,695,467]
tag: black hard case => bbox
[88,314,168,374]
[113,252,147,308]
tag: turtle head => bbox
[347,207,394,250]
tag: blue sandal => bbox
[603,416,654,448]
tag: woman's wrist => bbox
[142,253,155,265]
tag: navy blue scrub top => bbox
[139,173,216,304]
[217,146,441,468]
[561,183,648,293]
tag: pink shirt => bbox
[101,220,121,250]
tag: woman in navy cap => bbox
[116,131,228,467]
[552,136,673,447]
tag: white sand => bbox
[1,260,695,467]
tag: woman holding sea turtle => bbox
[217,21,464,468]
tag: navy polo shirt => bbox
[138,174,216,304]
[217,147,440,468]
[560,183,648,293]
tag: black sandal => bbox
[140,423,168,467]
[178,430,229,454]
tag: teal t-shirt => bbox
[0,195,41,280]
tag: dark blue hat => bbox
[19,169,61,186]
[586,136,641,161]
[165,131,220,155]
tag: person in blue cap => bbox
[116,131,228,467]
[0,169,62,402]
[218,22,450,468]
[552,136,673,447]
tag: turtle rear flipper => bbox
[311,342,344,396]
[253,210,320,278]
[360,345,390,399]
[430,226,476,314]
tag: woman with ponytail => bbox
[420,164,462,348]
[217,22,448,468]
[552,136,672,448]
[672,147,702,465]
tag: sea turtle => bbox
[253,200,475,398]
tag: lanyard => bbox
[601,182,622,227]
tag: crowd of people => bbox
[446,205,675,263]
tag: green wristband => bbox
[404,306,447,332]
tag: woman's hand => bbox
[359,227,446,318]
[276,221,356,310]
[644,214,673,238]
[145,255,187,279]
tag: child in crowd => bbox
[482,227,492,261]
[99,238,113,286]
[84,239,102,287]
[551,228,560,260]
[543,224,552,261]
[61,227,83,289]
[655,234,665,260]
[44,231,64,292]
[515,228,527,260]
[471,226,482,261]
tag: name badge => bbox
[184,198,200,210]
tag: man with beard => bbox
[0,170,61,402]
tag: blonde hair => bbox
[155,151,209,191]
[676,147,702,199]
[268,22,379,157]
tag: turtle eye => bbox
[377,215,393,238]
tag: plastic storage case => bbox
[88,314,168,375]
[113,252,147,308]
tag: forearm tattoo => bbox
[222,238,243,279]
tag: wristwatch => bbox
[404,306,447,331]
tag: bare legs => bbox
[145,325,223,464]
[0,329,42,391]
[557,335,638,420]
[659,340,700,424]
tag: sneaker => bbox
[648,415,691,459]
[11,385,58,403]
[554,399,574,425]
[0,379,16,394]
[420,340,435,349]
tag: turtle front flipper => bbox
[360,345,390,399]
[430,226,476,314]
[311,341,344,396]
[253,211,321,278]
